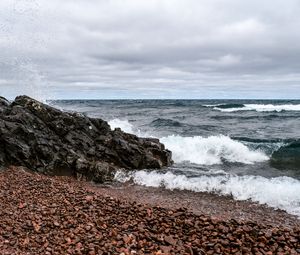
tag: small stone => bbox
[164,236,177,246]
[53,221,60,227]
[19,202,27,209]
[85,195,94,202]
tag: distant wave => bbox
[161,135,268,165]
[115,170,300,216]
[211,114,298,120]
[204,103,245,109]
[208,103,300,112]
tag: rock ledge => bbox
[0,96,172,182]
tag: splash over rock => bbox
[0,96,172,182]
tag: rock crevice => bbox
[0,96,172,182]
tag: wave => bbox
[150,119,219,132]
[232,137,284,144]
[212,104,300,112]
[271,140,300,169]
[107,118,300,168]
[150,118,183,127]
[115,170,300,216]
[108,119,269,165]
[205,103,245,109]
[211,114,298,121]
[161,135,268,165]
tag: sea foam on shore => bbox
[115,170,300,217]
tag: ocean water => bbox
[50,100,300,216]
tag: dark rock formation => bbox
[0,96,172,182]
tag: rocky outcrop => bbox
[0,96,172,182]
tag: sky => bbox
[1,0,300,100]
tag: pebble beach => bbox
[1,167,299,255]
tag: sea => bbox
[50,99,300,217]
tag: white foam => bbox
[108,118,135,133]
[115,170,300,216]
[161,135,268,165]
[214,104,300,112]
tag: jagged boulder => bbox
[0,96,172,182]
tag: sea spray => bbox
[108,118,151,137]
[108,118,135,133]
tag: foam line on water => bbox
[214,104,300,112]
[115,170,300,217]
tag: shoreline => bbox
[1,167,300,254]
[88,182,300,229]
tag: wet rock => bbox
[0,96,10,108]
[0,95,172,182]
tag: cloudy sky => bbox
[1,0,300,99]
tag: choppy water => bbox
[50,99,300,216]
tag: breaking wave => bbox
[161,135,268,165]
[107,118,300,168]
[108,119,269,165]
[115,170,300,216]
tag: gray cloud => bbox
[0,0,300,99]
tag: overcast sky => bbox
[1,0,300,99]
